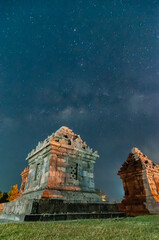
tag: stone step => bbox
[31,199,119,214]
[24,212,125,221]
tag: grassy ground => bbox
[0,215,159,240]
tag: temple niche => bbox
[118,147,159,216]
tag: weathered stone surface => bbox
[24,126,101,202]
[24,199,125,221]
[19,167,29,195]
[0,126,103,221]
[30,199,118,214]
[25,212,125,221]
[118,147,159,216]
[0,166,29,215]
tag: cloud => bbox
[0,115,18,132]
[58,106,73,120]
[128,93,159,116]
[24,106,88,124]
[51,106,88,121]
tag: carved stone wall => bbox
[118,147,159,216]
[22,126,101,202]
[19,167,29,195]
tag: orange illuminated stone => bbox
[118,147,159,216]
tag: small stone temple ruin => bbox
[23,126,101,202]
[118,147,159,216]
[0,127,124,221]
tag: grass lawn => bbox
[0,215,159,240]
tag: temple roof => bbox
[118,147,159,174]
[54,126,84,142]
[27,126,99,159]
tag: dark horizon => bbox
[0,1,159,200]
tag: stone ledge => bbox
[24,212,125,221]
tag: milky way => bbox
[0,1,159,199]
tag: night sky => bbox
[0,1,159,200]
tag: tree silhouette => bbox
[0,192,9,203]
[0,191,3,202]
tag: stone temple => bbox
[3,129,159,219]
[0,127,123,221]
[23,126,101,202]
[118,147,159,216]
